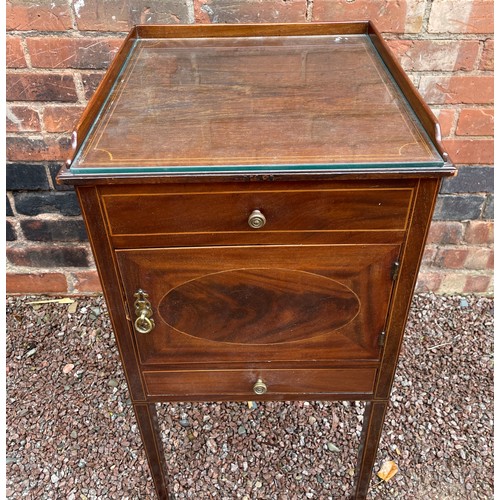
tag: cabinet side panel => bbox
[76,186,146,400]
[375,178,441,398]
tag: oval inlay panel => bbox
[158,269,360,345]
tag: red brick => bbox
[6,273,68,293]
[419,75,494,105]
[479,39,493,71]
[456,108,494,136]
[428,0,494,34]
[43,106,85,133]
[422,246,437,266]
[82,73,105,101]
[415,271,443,293]
[72,271,103,293]
[464,221,494,245]
[435,247,468,269]
[6,37,26,68]
[442,138,494,165]
[7,136,71,162]
[74,0,189,31]
[21,219,88,242]
[432,109,455,137]
[27,37,123,69]
[312,0,425,33]
[439,272,467,294]
[464,274,492,293]
[7,245,89,268]
[464,247,494,270]
[427,221,464,245]
[7,0,72,31]
[387,40,479,72]
[447,41,480,71]
[7,73,78,102]
[195,0,306,23]
[6,106,41,132]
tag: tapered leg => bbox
[352,400,388,499]
[133,403,170,500]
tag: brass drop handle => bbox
[133,289,155,334]
[135,311,155,334]
[253,378,267,395]
[248,209,266,229]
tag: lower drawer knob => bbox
[253,378,267,395]
[248,210,266,229]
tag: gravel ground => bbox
[6,293,493,499]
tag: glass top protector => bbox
[72,35,444,174]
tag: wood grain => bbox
[73,33,442,171]
[133,403,169,499]
[102,187,413,236]
[135,22,369,39]
[158,268,360,344]
[116,244,400,365]
[375,178,442,398]
[367,22,452,165]
[57,23,453,500]
[143,367,377,398]
[354,400,388,498]
[76,186,146,400]
[66,29,138,168]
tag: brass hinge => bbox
[378,331,387,347]
[123,297,132,321]
[391,261,400,281]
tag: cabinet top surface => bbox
[69,26,445,177]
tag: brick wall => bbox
[6,0,494,294]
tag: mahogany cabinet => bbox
[58,22,455,499]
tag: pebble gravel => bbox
[6,293,493,499]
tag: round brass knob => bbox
[248,210,266,229]
[253,378,267,395]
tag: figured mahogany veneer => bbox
[74,36,440,170]
[143,368,378,399]
[102,186,413,237]
[116,243,399,365]
[58,22,455,500]
[158,268,361,345]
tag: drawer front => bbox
[103,187,413,237]
[143,368,377,398]
[116,244,399,365]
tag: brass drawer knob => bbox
[253,378,267,395]
[248,210,266,229]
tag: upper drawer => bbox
[102,187,413,237]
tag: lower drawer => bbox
[143,367,377,398]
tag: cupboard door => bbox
[116,244,400,365]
